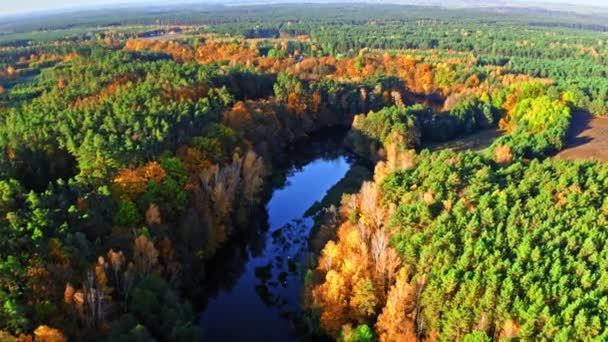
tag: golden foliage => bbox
[176,146,212,175]
[287,92,307,114]
[33,326,67,342]
[26,266,53,298]
[112,161,167,201]
[124,39,194,62]
[64,283,75,304]
[495,145,513,165]
[313,269,349,334]
[374,139,416,183]
[421,191,434,205]
[319,240,339,272]
[133,235,159,276]
[195,41,257,65]
[376,268,417,342]
[499,319,520,339]
[465,74,480,87]
[145,203,162,225]
[311,168,426,340]
[223,101,253,131]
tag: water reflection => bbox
[199,130,358,340]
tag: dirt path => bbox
[556,111,608,162]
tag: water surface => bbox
[200,134,353,340]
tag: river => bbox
[199,130,369,340]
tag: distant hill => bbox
[223,0,608,15]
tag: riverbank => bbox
[198,128,369,340]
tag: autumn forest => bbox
[1,2,608,341]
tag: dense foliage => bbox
[310,147,608,340]
[0,3,605,341]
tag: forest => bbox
[0,2,607,341]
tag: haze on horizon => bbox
[3,0,608,16]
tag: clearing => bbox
[423,128,503,153]
[556,111,608,162]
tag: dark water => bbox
[199,131,357,341]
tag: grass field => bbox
[423,128,503,153]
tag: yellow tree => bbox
[376,268,417,342]
[133,235,159,276]
[145,203,162,225]
[33,325,68,342]
[494,145,513,165]
[319,240,340,272]
[313,270,350,335]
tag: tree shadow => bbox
[563,109,593,148]
[7,146,79,192]
[566,136,593,149]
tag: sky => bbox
[2,0,607,16]
[3,0,158,15]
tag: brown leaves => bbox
[26,266,53,298]
[495,145,513,166]
[69,74,139,110]
[107,249,125,287]
[195,41,257,65]
[287,92,308,115]
[374,140,416,183]
[359,181,379,222]
[465,74,480,88]
[421,191,434,205]
[176,146,211,175]
[499,319,520,339]
[64,283,75,304]
[311,168,423,339]
[313,269,349,334]
[145,203,162,225]
[376,268,417,342]
[124,39,194,62]
[112,161,167,201]
[33,325,67,342]
[6,66,16,76]
[391,90,405,108]
[223,101,253,131]
[163,83,209,103]
[133,235,159,276]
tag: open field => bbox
[424,128,503,153]
[556,111,608,162]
